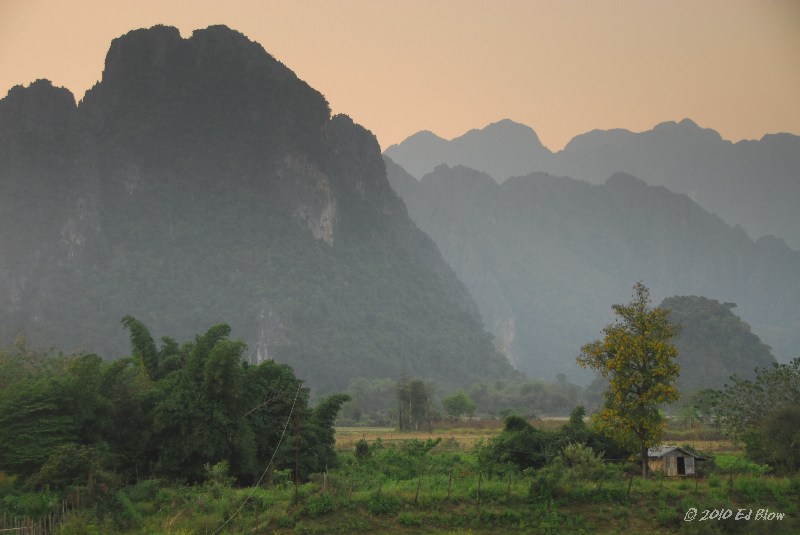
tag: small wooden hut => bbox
[647,446,706,476]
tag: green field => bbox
[3,423,797,535]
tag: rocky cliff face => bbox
[0,26,515,391]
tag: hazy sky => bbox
[1,0,798,150]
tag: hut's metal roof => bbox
[648,445,706,459]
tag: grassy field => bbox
[6,421,796,534]
[49,459,799,534]
[335,418,734,453]
[334,418,574,450]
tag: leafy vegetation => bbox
[713,357,800,474]
[2,331,798,533]
[0,319,347,499]
[578,282,681,477]
[443,390,477,420]
[3,419,798,534]
[338,374,598,427]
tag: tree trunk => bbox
[641,443,648,479]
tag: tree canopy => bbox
[577,282,680,477]
[713,357,800,473]
[0,318,347,491]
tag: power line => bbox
[212,384,301,535]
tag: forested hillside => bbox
[385,159,800,381]
[660,296,776,391]
[0,25,515,391]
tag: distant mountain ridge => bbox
[385,159,800,381]
[385,119,550,184]
[385,119,800,250]
[0,25,516,391]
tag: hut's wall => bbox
[648,457,665,473]
[651,451,698,476]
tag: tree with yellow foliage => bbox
[577,282,680,478]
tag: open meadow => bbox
[4,419,795,535]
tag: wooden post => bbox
[414,479,421,505]
[626,474,634,497]
[294,410,301,502]
[506,474,512,500]
[447,474,452,500]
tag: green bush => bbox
[732,477,767,501]
[304,492,335,517]
[397,511,424,526]
[561,443,605,480]
[656,499,678,527]
[0,490,59,518]
[715,454,771,477]
[125,478,165,502]
[355,439,371,461]
[276,514,296,528]
[367,493,400,515]
[478,508,524,526]
[529,465,565,501]
[112,491,143,529]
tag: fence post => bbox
[414,479,421,505]
[447,474,452,500]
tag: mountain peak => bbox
[98,24,302,91]
[652,118,723,142]
[101,25,184,85]
[80,24,331,161]
[384,119,552,182]
[460,119,544,149]
[605,172,648,188]
[0,25,516,391]
[0,79,76,133]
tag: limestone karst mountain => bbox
[0,25,516,391]
[660,295,776,391]
[386,119,800,250]
[385,159,800,381]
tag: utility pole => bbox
[294,407,301,501]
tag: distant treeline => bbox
[336,374,605,427]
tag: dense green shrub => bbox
[367,493,399,515]
[397,511,424,526]
[304,492,335,517]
